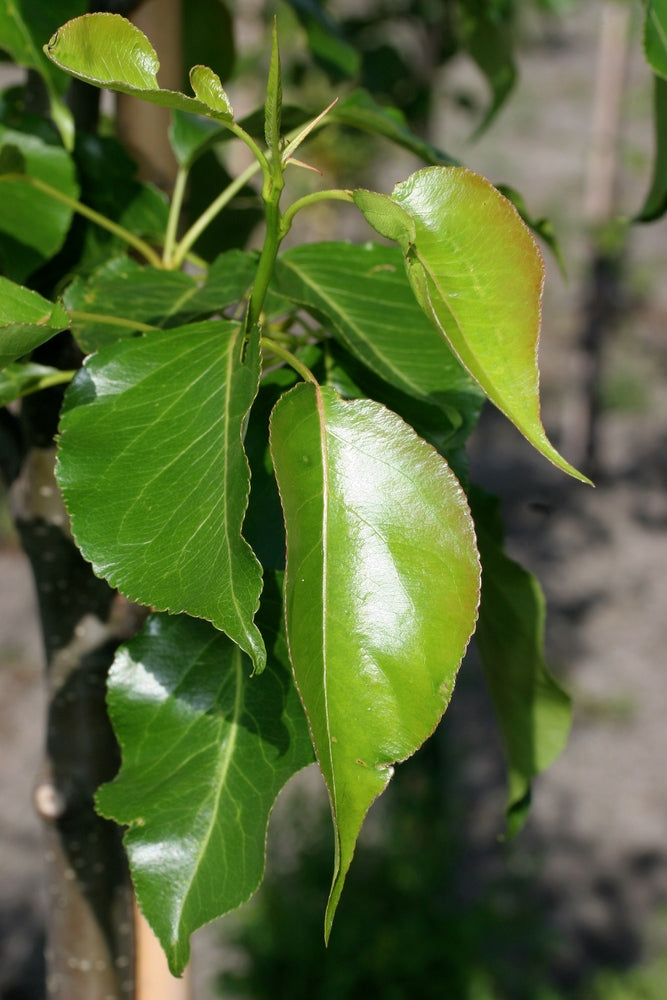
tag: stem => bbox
[163,164,189,268]
[2,174,163,268]
[247,197,282,329]
[171,159,259,269]
[170,113,338,269]
[226,120,271,181]
[280,188,354,237]
[261,337,318,384]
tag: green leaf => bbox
[265,18,282,161]
[274,242,479,427]
[331,90,458,166]
[470,486,572,837]
[63,251,256,352]
[0,361,71,405]
[96,606,314,976]
[0,276,69,366]
[0,127,79,282]
[56,320,266,673]
[355,167,590,484]
[324,341,482,485]
[346,189,415,245]
[189,65,234,117]
[45,13,234,122]
[644,0,667,79]
[270,383,480,937]
[0,0,83,147]
[636,74,667,221]
[284,0,360,79]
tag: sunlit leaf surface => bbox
[45,13,234,121]
[355,167,590,483]
[57,321,265,672]
[270,383,480,936]
[96,609,314,974]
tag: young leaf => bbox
[355,167,591,484]
[0,126,79,281]
[96,607,314,976]
[45,13,234,122]
[189,65,234,117]
[56,321,266,673]
[0,276,69,366]
[274,242,478,421]
[270,383,480,937]
[265,18,283,161]
[470,487,572,837]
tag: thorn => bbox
[285,157,323,175]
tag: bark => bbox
[6,337,145,999]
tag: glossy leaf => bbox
[274,242,479,425]
[63,251,256,352]
[0,127,79,282]
[644,0,667,79]
[0,0,83,147]
[0,276,69,366]
[323,341,482,485]
[56,320,266,672]
[270,383,480,936]
[471,487,572,837]
[636,74,667,222]
[355,167,590,484]
[331,90,458,167]
[96,607,314,975]
[45,13,234,122]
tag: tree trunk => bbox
[8,339,144,999]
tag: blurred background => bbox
[2,1,666,997]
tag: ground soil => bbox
[1,3,666,997]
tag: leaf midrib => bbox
[176,641,244,935]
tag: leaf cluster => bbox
[1,0,662,977]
